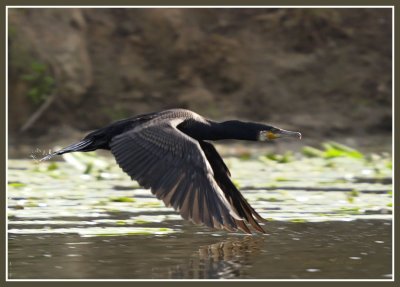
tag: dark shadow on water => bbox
[8,220,392,279]
[166,236,266,279]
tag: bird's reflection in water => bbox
[168,236,266,279]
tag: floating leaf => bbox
[8,182,26,188]
[322,142,364,159]
[265,151,293,163]
[302,142,364,159]
[302,146,324,158]
[47,162,59,171]
[110,197,136,203]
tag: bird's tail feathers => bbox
[40,138,94,162]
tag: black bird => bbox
[41,109,301,234]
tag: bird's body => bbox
[42,109,301,234]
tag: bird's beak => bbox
[267,129,302,140]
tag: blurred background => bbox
[8,8,392,156]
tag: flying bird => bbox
[41,109,301,234]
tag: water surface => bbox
[8,147,393,279]
[9,220,391,279]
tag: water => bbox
[7,148,393,279]
[9,220,391,279]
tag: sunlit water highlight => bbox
[8,149,392,279]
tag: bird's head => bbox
[258,126,302,141]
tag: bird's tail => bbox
[40,138,94,162]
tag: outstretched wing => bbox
[109,119,245,232]
[199,141,266,233]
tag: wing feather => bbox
[110,119,242,232]
[199,141,266,233]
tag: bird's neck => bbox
[201,120,259,141]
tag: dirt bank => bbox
[8,8,392,157]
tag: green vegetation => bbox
[136,201,162,208]
[274,177,295,182]
[301,146,325,158]
[334,207,361,215]
[47,162,59,171]
[8,182,26,188]
[7,139,392,237]
[256,196,283,202]
[110,197,136,203]
[84,163,94,174]
[133,219,151,225]
[265,151,293,163]
[21,60,55,105]
[302,141,364,159]
[323,142,364,159]
[346,190,360,203]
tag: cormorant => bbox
[41,109,301,234]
